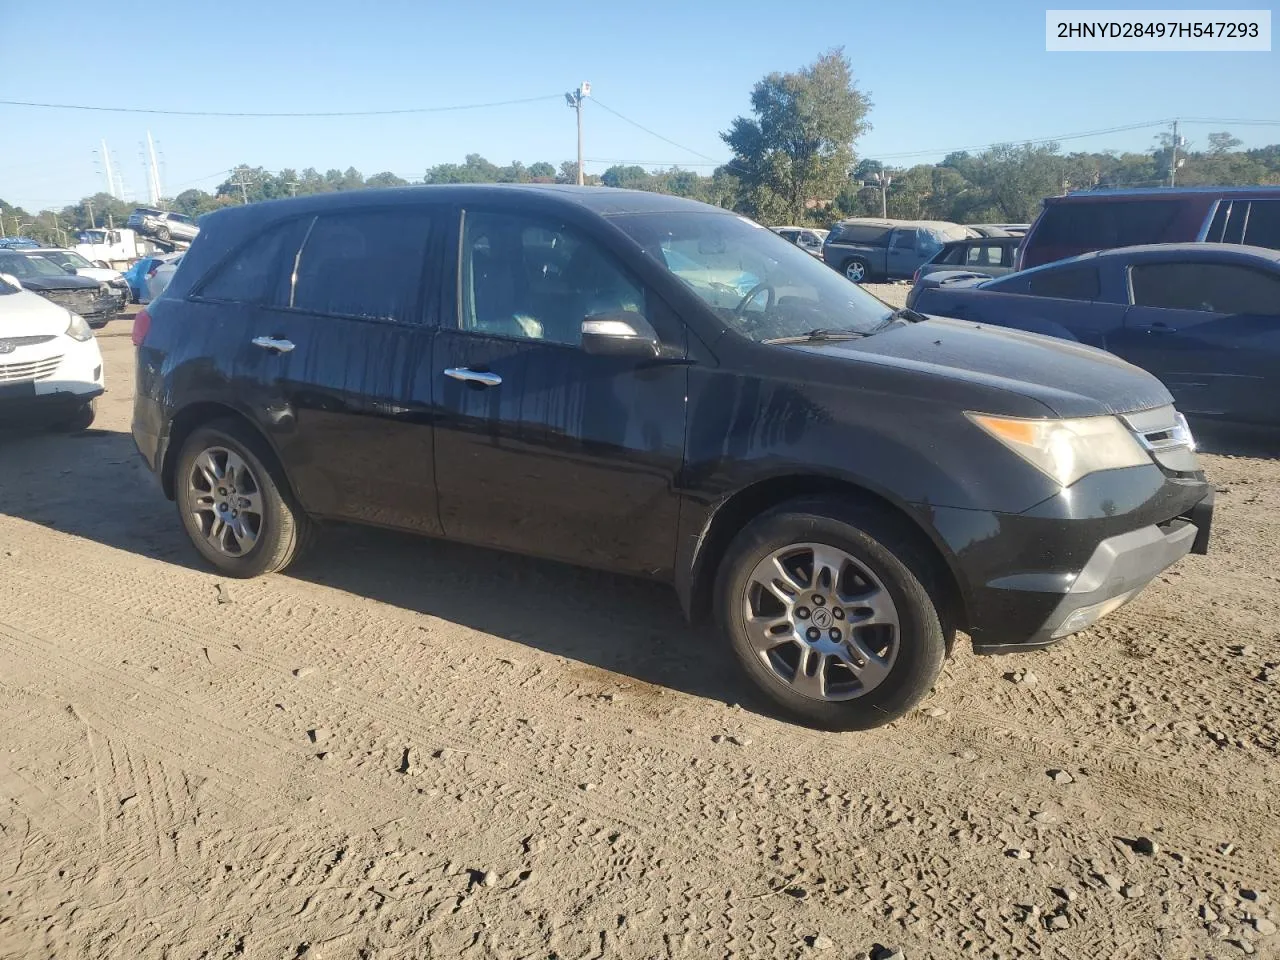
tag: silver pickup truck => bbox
[822,218,976,283]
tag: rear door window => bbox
[1130,261,1280,315]
[289,209,434,323]
[1027,265,1100,300]
[891,229,917,251]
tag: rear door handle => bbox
[444,367,502,387]
[252,336,295,353]
[1145,322,1175,335]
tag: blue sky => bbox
[2,0,1276,212]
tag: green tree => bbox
[366,171,409,188]
[721,48,872,223]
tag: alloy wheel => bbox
[187,446,263,557]
[741,542,900,701]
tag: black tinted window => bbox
[891,230,917,250]
[460,210,644,346]
[1130,261,1280,315]
[1243,200,1280,250]
[1027,265,1100,300]
[290,210,432,322]
[1035,199,1182,248]
[837,224,892,246]
[197,220,305,304]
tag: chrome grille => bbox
[0,335,56,350]
[1122,405,1199,473]
[0,354,62,383]
[43,289,95,312]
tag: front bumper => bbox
[923,464,1213,655]
[974,505,1206,654]
[0,337,105,423]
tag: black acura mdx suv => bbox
[131,186,1213,730]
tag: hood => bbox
[9,273,100,292]
[795,316,1173,419]
[0,288,76,337]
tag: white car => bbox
[146,253,183,302]
[30,248,130,311]
[770,225,829,257]
[0,274,105,431]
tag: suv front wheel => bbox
[714,498,946,730]
[175,420,312,577]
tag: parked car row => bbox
[0,249,124,328]
[130,183,1212,730]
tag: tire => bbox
[714,497,946,731]
[174,418,312,578]
[48,399,96,433]
[843,258,870,283]
[155,226,171,243]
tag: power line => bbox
[0,94,563,118]
[870,119,1173,160]
[587,98,720,162]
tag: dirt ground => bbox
[2,300,1279,960]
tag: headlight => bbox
[109,277,127,288]
[966,412,1150,487]
[65,311,94,342]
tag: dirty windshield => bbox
[613,211,893,341]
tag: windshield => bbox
[40,250,93,270]
[0,254,69,279]
[611,211,893,342]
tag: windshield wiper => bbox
[869,307,928,333]
[762,328,869,345]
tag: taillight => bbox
[132,307,151,346]
[912,268,920,284]
[147,266,159,278]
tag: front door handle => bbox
[252,336,296,353]
[1145,322,1175,335]
[444,367,502,387]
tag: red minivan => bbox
[1016,186,1280,270]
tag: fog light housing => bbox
[1052,590,1138,639]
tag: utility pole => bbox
[871,171,892,218]
[287,180,299,197]
[100,139,120,199]
[146,130,163,204]
[565,82,590,185]
[1168,119,1185,187]
[231,170,253,204]
[86,199,94,230]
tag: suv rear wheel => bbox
[714,498,945,730]
[843,258,869,283]
[174,419,312,577]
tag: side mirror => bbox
[581,311,661,358]
[63,265,79,275]
[0,273,22,290]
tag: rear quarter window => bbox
[1243,200,1280,250]
[194,219,308,304]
